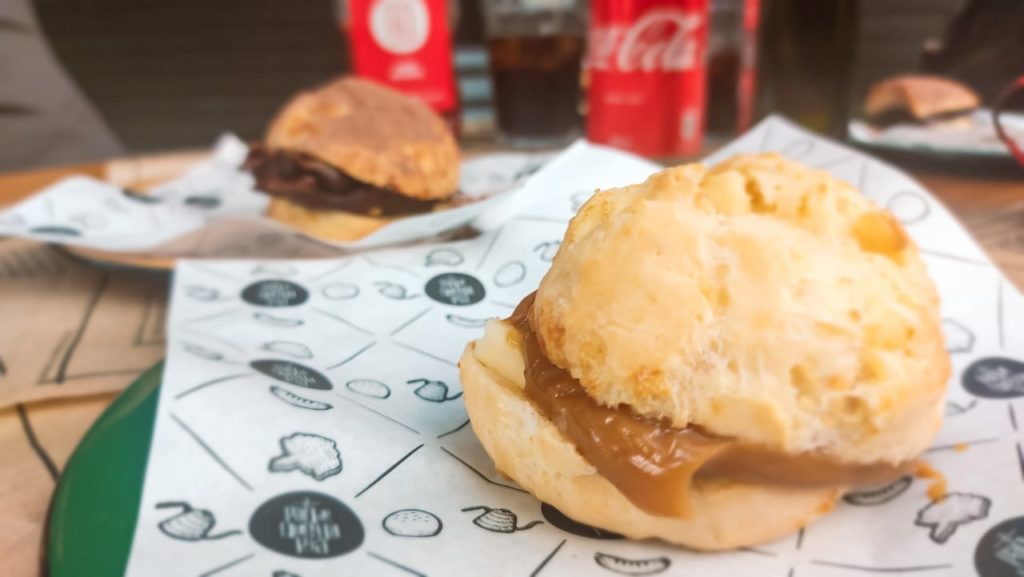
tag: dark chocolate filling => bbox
[244,144,439,216]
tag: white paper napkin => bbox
[123,117,1024,577]
[0,135,553,255]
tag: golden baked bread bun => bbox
[532,153,948,465]
[266,197,395,242]
[865,75,979,122]
[532,154,948,465]
[460,337,841,551]
[265,76,458,200]
[459,154,948,549]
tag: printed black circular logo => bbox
[122,187,162,204]
[29,226,81,237]
[975,516,1024,576]
[251,360,332,390]
[963,357,1024,398]
[184,195,221,209]
[541,503,623,540]
[250,491,363,558]
[241,280,309,307]
[424,273,485,306]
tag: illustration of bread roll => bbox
[382,509,442,537]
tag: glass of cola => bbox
[482,0,587,148]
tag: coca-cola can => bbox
[737,0,760,133]
[585,0,710,157]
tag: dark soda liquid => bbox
[488,35,585,143]
[706,49,741,135]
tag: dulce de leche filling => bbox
[507,293,910,518]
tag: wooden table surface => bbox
[0,150,1021,577]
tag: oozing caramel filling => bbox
[505,293,910,519]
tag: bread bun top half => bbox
[865,74,979,120]
[533,153,949,464]
[266,77,458,200]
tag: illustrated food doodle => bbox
[593,553,671,575]
[570,190,591,212]
[374,281,418,300]
[382,509,443,538]
[268,433,343,481]
[345,379,391,399]
[253,312,304,327]
[842,476,914,506]
[915,493,992,544]
[460,506,542,533]
[261,341,314,359]
[886,190,931,224]
[493,261,526,287]
[321,283,359,300]
[182,342,225,362]
[532,241,560,262]
[252,263,297,277]
[185,285,222,301]
[155,501,241,541]
[407,378,462,403]
[445,314,489,328]
[269,386,333,411]
[945,399,978,417]
[780,137,814,158]
[425,248,465,267]
[942,319,976,354]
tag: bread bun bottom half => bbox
[267,197,396,242]
[459,339,842,551]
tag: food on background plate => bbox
[865,74,980,129]
[244,76,460,241]
[459,154,950,550]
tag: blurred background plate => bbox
[848,110,1024,162]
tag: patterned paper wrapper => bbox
[123,117,1024,577]
[0,135,554,255]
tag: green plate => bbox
[46,362,163,577]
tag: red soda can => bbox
[345,0,460,132]
[585,0,710,157]
[736,0,760,133]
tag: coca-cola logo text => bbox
[587,8,704,73]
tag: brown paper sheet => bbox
[0,394,116,576]
[0,238,167,408]
[0,237,168,576]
